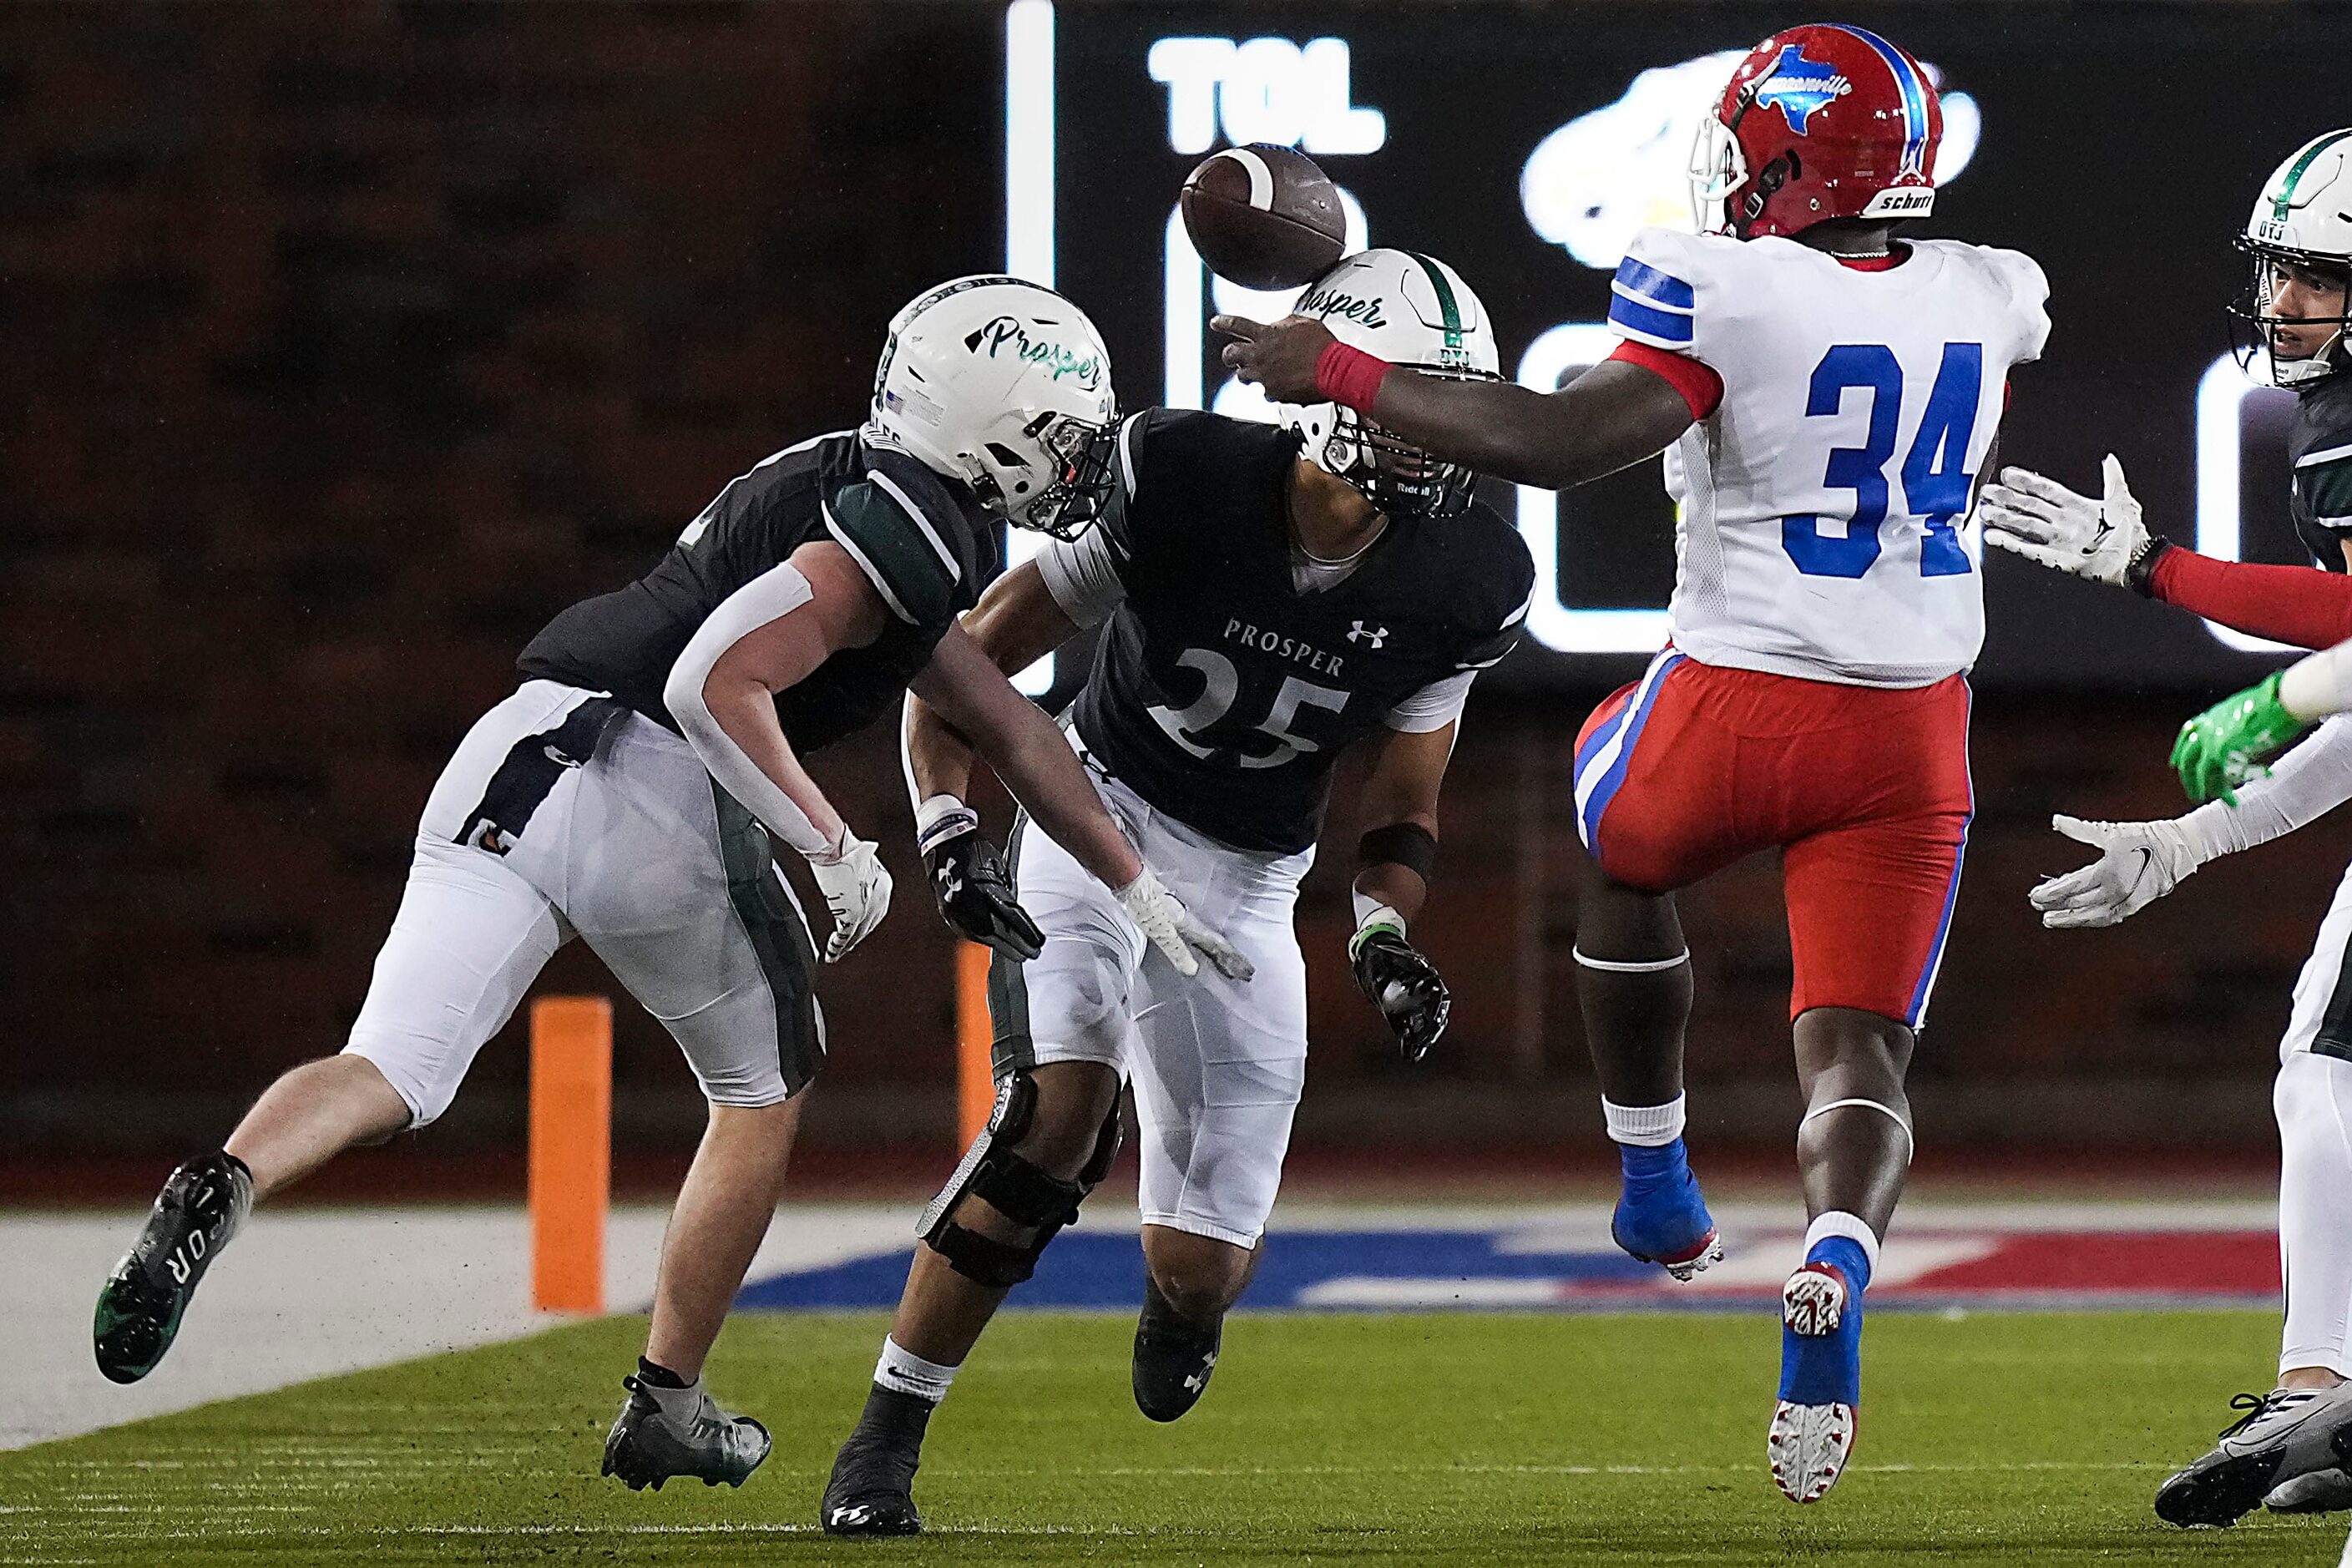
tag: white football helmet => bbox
[870,276,1119,538]
[1281,249,1501,519]
[2235,130,2352,387]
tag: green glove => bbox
[2170,670,2310,804]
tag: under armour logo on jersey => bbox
[1347,620,1388,648]
[1751,44,1852,133]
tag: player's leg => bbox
[1571,655,1743,1279]
[2159,877,2352,1524]
[1124,828,1310,1421]
[825,807,1141,1535]
[93,685,586,1384]
[570,733,837,1491]
[1768,802,1960,1502]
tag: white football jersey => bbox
[1609,227,2050,687]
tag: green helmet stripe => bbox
[2275,129,2352,222]
[1403,251,1464,349]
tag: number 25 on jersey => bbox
[1783,341,1983,580]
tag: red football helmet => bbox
[1690,23,1944,240]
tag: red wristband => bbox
[1315,340,1393,413]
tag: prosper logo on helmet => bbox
[1295,286,1388,331]
[963,316,1106,390]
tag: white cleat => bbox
[1660,1233,1726,1282]
[1769,1262,1858,1504]
[1769,1399,1858,1504]
[1783,1262,1848,1336]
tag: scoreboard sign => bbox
[998,1,2344,691]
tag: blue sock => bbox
[1808,1234,1873,1296]
[1778,1236,1869,1406]
[1617,1136,1690,1193]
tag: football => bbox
[1180,144,1348,291]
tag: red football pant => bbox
[1573,652,1972,1029]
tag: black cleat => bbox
[1132,1278,1222,1423]
[94,1151,253,1384]
[2155,1388,2350,1527]
[601,1374,771,1491]
[822,1386,931,1537]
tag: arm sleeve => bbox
[1454,580,1534,672]
[2148,546,2352,650]
[2190,711,2352,856]
[662,561,839,859]
[1607,339,1722,421]
[1034,525,1129,630]
[1383,668,1479,733]
[823,473,964,630]
[2299,451,2352,532]
[1991,248,2052,364]
[1606,230,1702,357]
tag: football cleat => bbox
[1609,1155,1722,1282]
[2155,1384,2352,1527]
[93,1151,253,1384]
[600,1374,770,1491]
[2262,1466,2352,1514]
[1770,1262,1859,1504]
[822,1391,932,1538]
[1132,1278,1224,1423]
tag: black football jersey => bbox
[1072,408,1535,854]
[2292,368,2352,572]
[518,428,996,754]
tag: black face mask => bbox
[2229,237,2352,385]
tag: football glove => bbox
[1349,920,1450,1065]
[809,828,892,963]
[2173,670,2310,804]
[1116,867,1255,982]
[1980,456,2147,588]
[2028,813,2215,929]
[923,827,1043,962]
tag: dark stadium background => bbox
[4,1,2345,1195]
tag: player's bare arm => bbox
[665,538,895,963]
[910,623,1251,981]
[902,563,1081,807]
[1348,721,1458,1063]
[1215,312,1696,490]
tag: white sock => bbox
[1803,1210,1881,1276]
[874,1335,960,1404]
[2276,1053,2352,1380]
[1602,1094,1686,1147]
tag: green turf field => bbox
[4,1310,2343,1566]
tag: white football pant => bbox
[990,740,1310,1249]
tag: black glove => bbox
[1349,924,1449,1064]
[925,828,1044,962]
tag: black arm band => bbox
[2125,535,2173,599]
[1358,822,1438,883]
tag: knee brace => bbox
[916,1072,1122,1287]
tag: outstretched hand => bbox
[1211,313,1337,406]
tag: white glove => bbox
[1980,455,2147,587]
[2027,812,2214,928]
[808,828,892,962]
[1115,867,1255,981]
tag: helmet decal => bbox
[1402,251,1467,362]
[1295,282,1391,331]
[959,314,1105,390]
[1750,44,1852,135]
[2273,129,2352,227]
[1838,25,1934,180]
